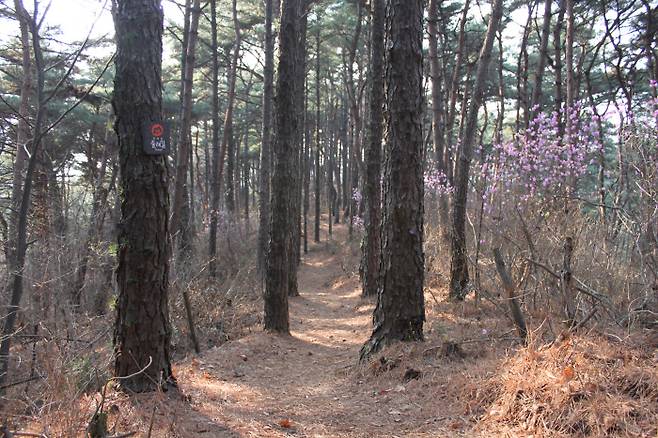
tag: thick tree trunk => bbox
[449,0,504,300]
[112,0,174,391]
[361,0,425,358]
[361,0,384,298]
[264,0,304,333]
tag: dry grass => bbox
[2,215,656,437]
[471,332,658,437]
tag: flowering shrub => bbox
[479,104,603,212]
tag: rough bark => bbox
[361,0,425,359]
[264,0,304,333]
[112,0,174,391]
[449,0,504,300]
[361,0,384,298]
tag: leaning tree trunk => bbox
[264,0,304,333]
[360,0,384,298]
[449,0,504,300]
[112,0,174,392]
[361,0,426,359]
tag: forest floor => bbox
[19,221,657,437]
[108,222,488,437]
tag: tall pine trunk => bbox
[172,0,201,253]
[209,0,221,277]
[449,0,504,300]
[361,0,425,358]
[0,0,43,395]
[531,0,553,116]
[427,0,450,237]
[257,0,274,277]
[264,0,304,332]
[314,21,321,243]
[361,0,384,298]
[210,0,241,275]
[112,0,173,391]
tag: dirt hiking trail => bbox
[145,222,466,438]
